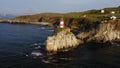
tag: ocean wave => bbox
[30,43,45,46]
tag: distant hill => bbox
[9,6,120,27]
[0,17,4,22]
[0,14,17,19]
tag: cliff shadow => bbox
[53,19,60,28]
[38,17,44,22]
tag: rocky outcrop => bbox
[77,20,120,43]
[45,28,82,54]
[45,20,120,54]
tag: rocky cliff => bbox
[45,28,81,54]
[45,20,120,54]
[77,20,120,43]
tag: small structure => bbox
[60,18,64,28]
[83,15,86,17]
[110,16,117,20]
[101,10,105,13]
[111,11,115,14]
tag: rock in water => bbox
[45,28,81,54]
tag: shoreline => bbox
[0,21,53,26]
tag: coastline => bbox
[0,21,52,26]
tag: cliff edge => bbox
[77,20,120,43]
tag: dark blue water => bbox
[0,23,120,68]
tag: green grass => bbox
[10,6,120,28]
[0,18,4,21]
[54,27,69,35]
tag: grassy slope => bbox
[10,6,120,27]
[0,18,3,20]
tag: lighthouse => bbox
[60,18,64,28]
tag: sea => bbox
[0,23,120,68]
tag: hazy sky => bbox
[0,0,120,15]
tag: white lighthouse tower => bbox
[60,18,64,28]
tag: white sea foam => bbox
[30,43,45,46]
[48,30,54,32]
[31,51,43,56]
[35,46,41,49]
[38,27,46,29]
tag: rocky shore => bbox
[1,6,120,54]
[0,20,52,26]
[45,20,120,54]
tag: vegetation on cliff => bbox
[45,6,120,54]
[12,6,119,54]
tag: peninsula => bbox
[1,6,120,54]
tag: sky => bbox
[0,0,120,15]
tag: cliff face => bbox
[46,28,81,54]
[77,20,120,43]
[45,20,120,54]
